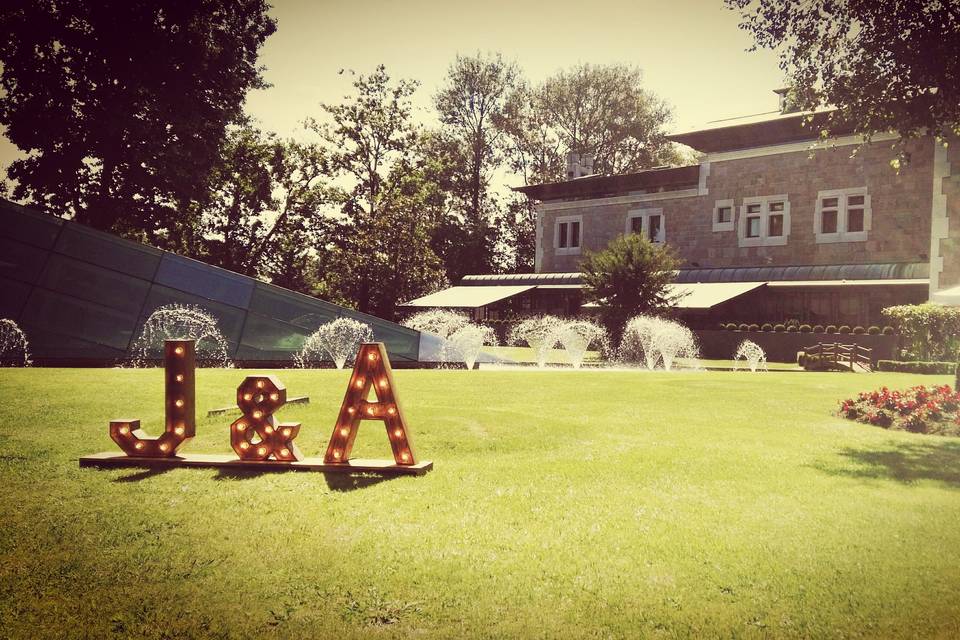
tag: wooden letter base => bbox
[79,452,433,476]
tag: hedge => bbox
[876,360,959,375]
[883,303,960,361]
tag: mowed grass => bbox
[1,368,960,639]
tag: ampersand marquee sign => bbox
[80,340,432,476]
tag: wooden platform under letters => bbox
[79,452,433,476]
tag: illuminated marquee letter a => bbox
[324,343,418,466]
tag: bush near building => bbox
[877,361,959,375]
[883,303,960,361]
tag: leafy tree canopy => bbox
[727,0,960,148]
[580,233,683,334]
[0,0,276,249]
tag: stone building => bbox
[404,91,959,329]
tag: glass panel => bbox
[139,284,246,348]
[0,237,51,284]
[55,223,161,280]
[768,201,785,212]
[746,203,762,214]
[248,283,340,331]
[0,276,32,319]
[19,287,139,351]
[630,216,643,234]
[821,197,839,208]
[768,214,784,237]
[717,207,731,223]
[0,200,63,249]
[648,215,662,242]
[821,210,838,234]
[154,254,254,309]
[20,326,127,360]
[570,221,580,247]
[38,253,151,315]
[847,208,864,232]
[746,216,761,238]
[847,194,865,206]
[237,313,312,360]
[558,222,568,248]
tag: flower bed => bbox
[839,384,960,436]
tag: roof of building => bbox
[667,108,852,153]
[459,263,928,287]
[513,165,699,202]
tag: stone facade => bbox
[933,134,960,293]
[536,137,935,274]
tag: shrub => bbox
[876,360,958,375]
[852,326,866,335]
[826,325,838,334]
[800,324,812,333]
[773,324,786,332]
[761,323,773,332]
[882,303,960,361]
[813,324,825,333]
[867,326,881,335]
[725,323,738,331]
[786,325,798,332]
[838,384,960,436]
[748,323,759,332]
[882,326,896,335]
[802,354,847,371]
[738,323,749,332]
[839,325,851,334]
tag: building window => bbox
[712,199,735,232]
[555,215,582,255]
[626,208,665,244]
[815,188,870,243]
[738,195,790,247]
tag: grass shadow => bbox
[112,467,175,483]
[815,440,960,487]
[211,467,395,491]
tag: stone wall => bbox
[537,137,934,273]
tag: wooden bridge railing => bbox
[803,342,873,372]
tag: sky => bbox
[0,0,785,181]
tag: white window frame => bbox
[737,195,790,247]
[555,215,582,255]
[626,207,665,244]
[712,199,735,232]
[814,187,871,243]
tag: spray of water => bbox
[509,315,565,368]
[130,304,233,367]
[556,320,609,369]
[294,318,374,369]
[447,324,499,370]
[402,309,470,340]
[0,319,31,366]
[733,339,767,372]
[618,315,699,370]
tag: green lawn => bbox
[2,367,959,639]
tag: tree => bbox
[580,233,683,338]
[497,64,683,271]
[727,0,960,154]
[200,124,330,292]
[0,1,277,249]
[433,53,519,277]
[309,66,445,317]
[500,64,683,181]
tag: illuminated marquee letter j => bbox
[110,339,196,457]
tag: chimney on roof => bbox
[566,151,594,180]
[774,87,801,114]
